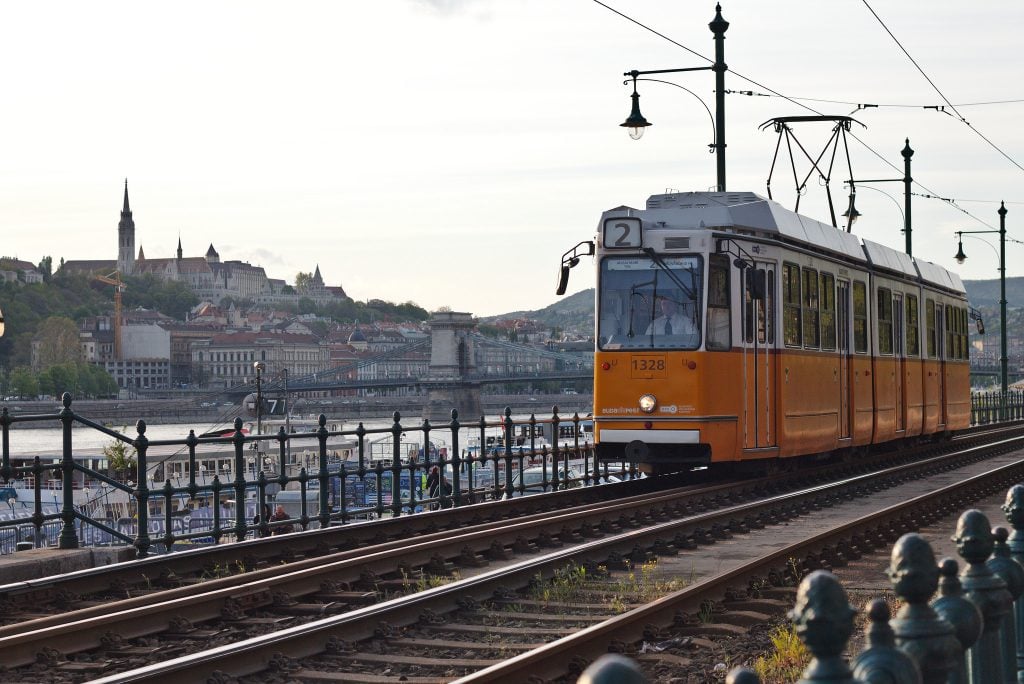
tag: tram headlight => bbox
[638,394,657,414]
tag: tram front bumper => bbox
[596,428,710,465]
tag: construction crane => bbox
[93,271,126,360]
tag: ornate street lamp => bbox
[620,73,651,140]
[620,3,729,191]
[954,201,1008,418]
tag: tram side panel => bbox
[944,302,971,431]
[903,357,925,438]
[870,277,900,444]
[776,257,843,458]
[902,289,925,438]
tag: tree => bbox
[33,316,82,370]
[102,438,136,481]
[39,363,79,397]
[37,256,52,282]
[8,366,38,399]
[123,273,198,321]
[294,272,314,292]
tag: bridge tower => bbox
[422,311,482,421]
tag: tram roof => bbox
[639,191,866,263]
[607,191,964,294]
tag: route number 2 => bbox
[603,217,642,248]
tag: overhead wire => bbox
[860,0,1024,175]
[590,0,1005,231]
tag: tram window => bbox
[956,307,967,360]
[707,254,730,350]
[945,304,955,360]
[877,288,893,355]
[853,281,868,353]
[820,272,836,351]
[925,299,937,358]
[802,268,820,349]
[744,269,770,345]
[783,263,801,347]
[906,295,920,357]
[766,269,775,344]
[958,309,966,360]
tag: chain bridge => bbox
[229,311,593,419]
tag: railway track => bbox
[2,425,1022,681]
[1,421,1011,623]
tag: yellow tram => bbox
[558,190,969,474]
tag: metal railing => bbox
[972,389,1024,424]
[0,394,621,558]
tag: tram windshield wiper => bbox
[642,248,696,300]
[626,280,654,338]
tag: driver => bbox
[645,293,696,336]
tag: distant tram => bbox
[557,190,970,474]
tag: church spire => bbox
[177,235,183,260]
[117,179,136,276]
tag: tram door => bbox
[893,293,905,432]
[836,280,851,439]
[742,263,776,449]
[935,305,946,428]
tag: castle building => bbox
[61,181,347,306]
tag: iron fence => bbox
[0,394,620,558]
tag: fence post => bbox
[577,654,648,684]
[887,533,959,681]
[231,417,247,542]
[989,526,1024,682]
[955,510,1014,684]
[789,570,858,683]
[56,393,79,549]
[449,409,462,508]
[1002,484,1024,683]
[133,419,150,558]
[931,558,982,684]
[852,598,921,683]
[317,414,330,529]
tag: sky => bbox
[2,1,1022,316]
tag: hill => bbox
[963,277,1024,308]
[480,289,594,334]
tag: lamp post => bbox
[954,201,1008,418]
[281,368,290,462]
[253,361,266,452]
[846,139,914,254]
[620,3,729,191]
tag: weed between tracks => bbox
[530,560,691,613]
[752,625,808,683]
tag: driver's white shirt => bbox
[645,314,694,336]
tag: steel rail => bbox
[79,434,1024,682]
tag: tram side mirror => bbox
[555,241,595,296]
[746,268,766,300]
[556,265,571,296]
[976,318,985,335]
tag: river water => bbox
[5,413,586,458]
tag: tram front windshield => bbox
[599,255,703,350]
